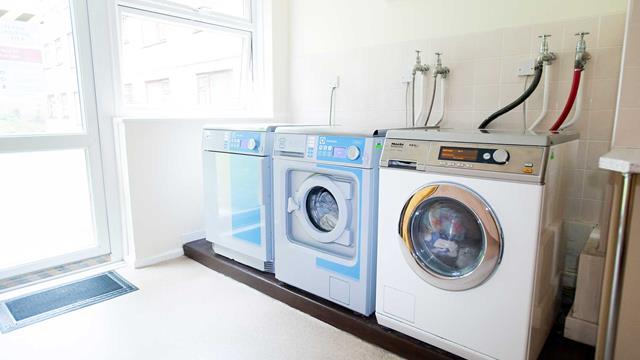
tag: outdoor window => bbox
[117,0,259,117]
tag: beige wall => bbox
[612,0,640,148]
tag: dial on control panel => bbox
[247,138,258,150]
[492,149,510,164]
[347,145,360,161]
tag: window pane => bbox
[165,0,249,19]
[0,149,97,271]
[0,0,84,135]
[120,13,250,115]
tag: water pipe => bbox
[528,35,556,131]
[426,52,449,127]
[560,76,585,130]
[411,50,430,127]
[416,74,434,126]
[550,32,590,131]
[433,77,447,127]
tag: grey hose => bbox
[424,75,438,126]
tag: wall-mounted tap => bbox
[431,52,450,78]
[537,34,556,64]
[574,32,591,70]
[412,50,430,75]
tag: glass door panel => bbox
[0,0,111,280]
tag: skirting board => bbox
[564,306,598,346]
[134,248,184,268]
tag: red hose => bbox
[550,69,582,131]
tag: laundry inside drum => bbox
[410,197,485,277]
[306,186,339,232]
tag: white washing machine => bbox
[272,126,385,315]
[202,123,292,272]
[375,128,578,359]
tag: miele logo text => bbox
[390,142,404,147]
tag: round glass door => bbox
[409,198,484,277]
[399,183,502,291]
[306,186,339,232]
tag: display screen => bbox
[333,146,347,158]
[439,147,479,161]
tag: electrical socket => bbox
[517,59,537,76]
[329,76,340,88]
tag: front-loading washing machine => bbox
[272,126,385,315]
[375,128,578,359]
[202,123,294,272]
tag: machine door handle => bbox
[287,198,299,213]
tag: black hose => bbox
[478,62,543,129]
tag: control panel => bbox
[314,136,365,164]
[274,133,383,169]
[380,139,547,181]
[202,129,266,155]
[224,131,261,153]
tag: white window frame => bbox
[109,0,272,119]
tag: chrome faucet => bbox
[412,50,430,75]
[537,34,556,64]
[574,32,591,69]
[432,52,450,78]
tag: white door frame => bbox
[0,0,124,279]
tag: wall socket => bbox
[517,59,537,76]
[329,76,340,88]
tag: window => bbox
[197,70,233,105]
[145,78,171,104]
[159,0,250,19]
[117,0,262,117]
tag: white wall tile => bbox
[501,26,533,56]
[583,170,609,200]
[580,199,603,223]
[598,13,627,48]
[585,141,611,170]
[473,58,501,85]
[587,110,615,140]
[619,66,640,108]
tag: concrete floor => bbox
[0,257,399,360]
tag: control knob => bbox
[247,138,258,150]
[492,149,510,164]
[347,145,360,161]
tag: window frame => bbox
[110,0,271,118]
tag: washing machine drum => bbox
[306,187,340,232]
[399,183,503,291]
[288,174,353,247]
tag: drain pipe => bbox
[550,32,590,131]
[427,52,450,127]
[411,50,430,127]
[528,35,556,131]
[478,60,543,129]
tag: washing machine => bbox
[202,123,292,272]
[272,126,385,315]
[375,128,578,359]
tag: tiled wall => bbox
[290,13,626,226]
[613,0,640,147]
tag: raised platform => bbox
[184,239,594,359]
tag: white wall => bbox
[119,0,291,267]
[289,0,627,56]
[287,2,627,226]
